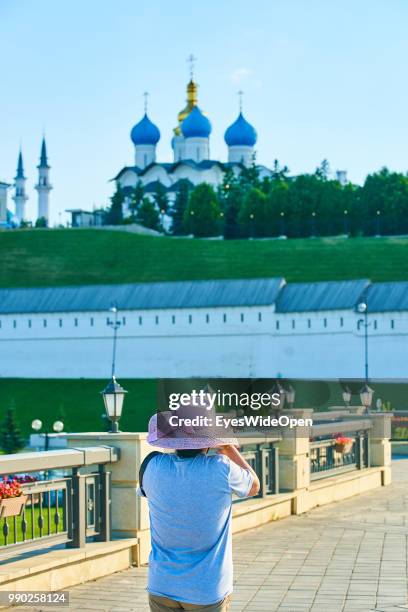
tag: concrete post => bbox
[276,410,313,514]
[65,432,151,564]
[369,413,393,485]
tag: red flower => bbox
[334,435,353,445]
[0,479,23,500]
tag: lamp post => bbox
[357,300,374,412]
[279,211,286,238]
[271,381,286,415]
[357,301,369,384]
[360,383,374,412]
[375,210,381,237]
[343,209,349,236]
[249,213,254,239]
[31,418,65,451]
[102,305,128,433]
[342,386,351,408]
[311,211,317,238]
[101,377,128,433]
[285,384,296,409]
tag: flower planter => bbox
[334,441,353,454]
[0,495,28,519]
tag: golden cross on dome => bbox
[238,90,244,112]
[143,91,149,114]
[187,54,197,80]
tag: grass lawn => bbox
[0,379,157,439]
[0,229,408,288]
[0,378,406,442]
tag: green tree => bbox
[271,159,290,181]
[129,181,144,218]
[238,187,268,237]
[152,183,169,215]
[137,197,160,230]
[183,183,221,238]
[238,159,260,192]
[35,217,47,228]
[265,180,290,236]
[171,180,191,235]
[106,185,124,225]
[218,168,243,239]
[359,168,408,235]
[0,406,25,454]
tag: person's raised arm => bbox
[217,445,260,497]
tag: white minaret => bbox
[35,137,52,223]
[13,150,28,224]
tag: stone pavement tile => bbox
[244,604,281,611]
[310,607,344,612]
[277,605,313,611]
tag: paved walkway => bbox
[16,460,408,611]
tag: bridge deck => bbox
[13,459,408,611]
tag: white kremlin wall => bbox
[0,305,406,379]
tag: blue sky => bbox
[0,0,407,224]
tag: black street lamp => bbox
[279,211,286,237]
[342,386,352,408]
[375,210,381,237]
[285,385,296,409]
[101,378,128,433]
[357,301,369,384]
[311,211,317,237]
[360,383,374,412]
[102,305,128,433]
[249,213,255,239]
[271,381,286,414]
[357,300,374,413]
[343,209,349,235]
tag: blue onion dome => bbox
[224,112,257,147]
[181,106,212,138]
[130,114,160,145]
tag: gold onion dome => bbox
[174,79,199,135]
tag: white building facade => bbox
[0,278,406,380]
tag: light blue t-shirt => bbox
[139,452,253,605]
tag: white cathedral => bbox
[0,138,52,227]
[113,65,274,212]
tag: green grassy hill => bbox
[1,228,407,442]
[1,228,408,288]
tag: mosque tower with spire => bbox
[35,138,52,223]
[13,150,28,223]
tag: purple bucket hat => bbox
[147,404,239,450]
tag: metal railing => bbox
[391,411,408,441]
[233,441,279,503]
[310,419,371,481]
[0,446,118,557]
